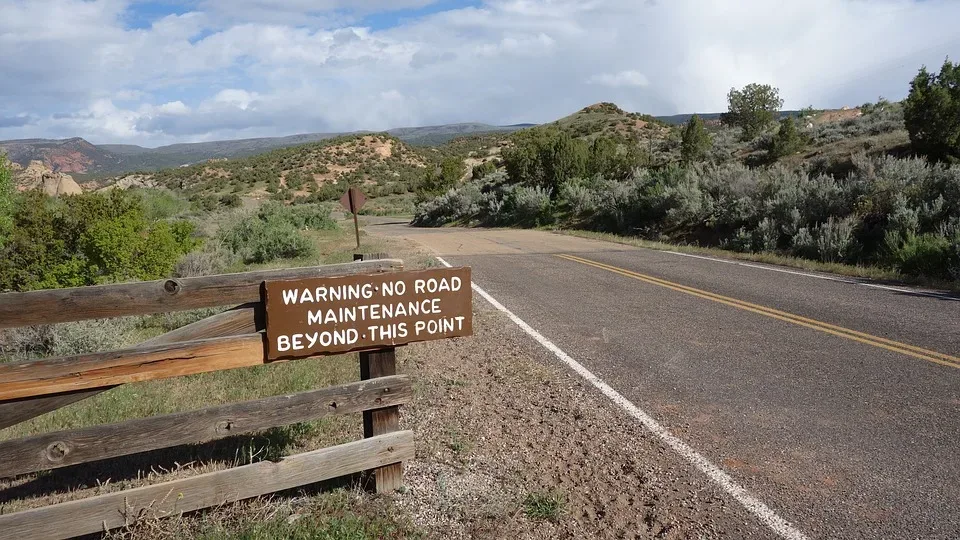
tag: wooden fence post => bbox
[356,252,404,493]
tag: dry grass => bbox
[104,487,416,540]
[557,229,960,292]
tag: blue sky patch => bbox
[360,0,482,30]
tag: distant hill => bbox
[0,137,123,176]
[387,123,528,146]
[548,102,673,140]
[0,123,528,179]
[653,111,802,125]
[113,133,433,210]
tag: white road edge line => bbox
[662,250,958,301]
[436,256,809,540]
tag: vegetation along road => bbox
[371,218,960,540]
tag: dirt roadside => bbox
[378,231,774,539]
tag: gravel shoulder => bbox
[393,287,773,539]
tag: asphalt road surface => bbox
[368,219,960,540]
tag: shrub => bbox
[504,185,553,226]
[814,217,856,262]
[885,232,958,278]
[503,128,643,189]
[681,114,711,163]
[413,149,960,281]
[136,189,191,220]
[219,203,333,264]
[0,318,136,361]
[904,59,960,162]
[0,190,199,291]
[174,248,236,277]
[791,227,817,258]
[257,202,336,231]
[411,183,482,227]
[219,193,243,208]
[768,117,807,159]
[559,179,597,217]
[472,161,496,180]
[221,216,313,264]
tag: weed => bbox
[445,427,472,455]
[522,490,565,522]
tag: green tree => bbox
[721,83,784,140]
[768,117,806,159]
[415,157,463,202]
[503,129,553,185]
[680,114,712,163]
[587,137,617,177]
[903,59,960,162]
[542,132,587,193]
[0,156,13,249]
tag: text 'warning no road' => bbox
[263,267,472,360]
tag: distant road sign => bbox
[340,186,366,248]
[339,187,366,214]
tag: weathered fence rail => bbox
[0,256,460,539]
[0,432,414,540]
[0,259,402,431]
[0,259,401,328]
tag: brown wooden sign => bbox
[263,267,472,360]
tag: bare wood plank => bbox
[140,302,262,347]
[0,259,402,328]
[0,375,411,479]
[360,347,403,493]
[0,304,262,431]
[0,334,266,402]
[0,392,101,433]
[0,431,414,540]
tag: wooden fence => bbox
[0,258,414,539]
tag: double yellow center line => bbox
[556,253,960,370]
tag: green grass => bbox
[196,503,408,540]
[522,490,565,523]
[556,229,960,292]
[116,489,418,539]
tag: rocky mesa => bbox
[11,160,83,196]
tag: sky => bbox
[0,0,958,147]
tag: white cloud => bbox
[154,101,191,115]
[588,70,650,88]
[1,0,959,146]
[207,90,259,111]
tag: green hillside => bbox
[109,133,432,215]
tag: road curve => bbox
[369,220,960,540]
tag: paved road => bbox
[369,220,960,540]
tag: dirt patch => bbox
[394,304,772,539]
[814,109,862,124]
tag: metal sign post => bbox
[339,186,366,249]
